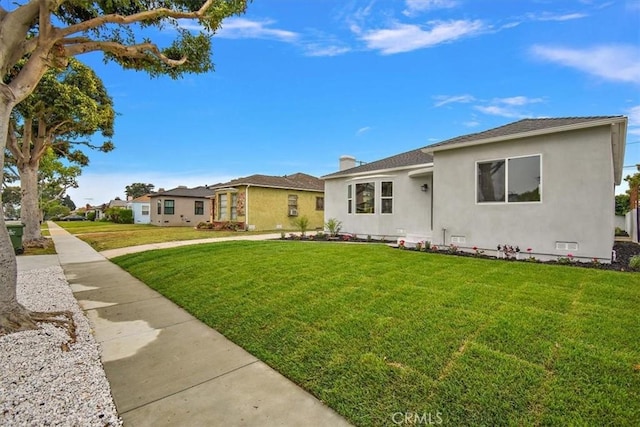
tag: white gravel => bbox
[0,266,122,426]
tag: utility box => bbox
[6,221,25,254]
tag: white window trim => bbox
[380,181,394,215]
[475,153,543,205]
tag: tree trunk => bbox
[0,97,27,335]
[21,161,43,243]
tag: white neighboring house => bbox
[323,116,628,262]
[129,194,151,224]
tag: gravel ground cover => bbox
[0,266,121,426]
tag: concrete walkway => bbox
[18,223,351,427]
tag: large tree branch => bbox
[5,120,22,163]
[59,0,217,37]
[63,39,187,66]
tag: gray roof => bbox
[152,186,215,198]
[212,172,324,192]
[322,148,433,179]
[424,116,625,151]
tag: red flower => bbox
[527,248,532,252]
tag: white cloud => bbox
[531,44,640,84]
[627,105,640,136]
[360,20,487,54]
[526,12,588,21]
[216,18,298,42]
[474,96,545,118]
[356,126,372,136]
[433,94,476,107]
[304,44,351,57]
[403,0,458,16]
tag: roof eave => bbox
[322,162,434,180]
[422,117,628,154]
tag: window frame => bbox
[218,194,228,220]
[142,205,150,216]
[381,181,393,214]
[355,182,375,214]
[316,196,324,211]
[194,200,204,215]
[476,154,542,205]
[347,185,353,214]
[163,199,175,215]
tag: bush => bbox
[629,255,640,270]
[292,215,310,236]
[325,218,342,237]
[104,207,133,224]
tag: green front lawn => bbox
[112,242,640,426]
[54,221,272,251]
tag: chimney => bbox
[339,155,356,171]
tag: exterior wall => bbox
[324,171,433,239]
[131,202,151,224]
[213,186,324,231]
[627,210,638,243]
[150,196,211,226]
[614,214,626,232]
[432,125,616,261]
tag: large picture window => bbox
[164,199,175,215]
[477,155,541,203]
[381,181,393,214]
[356,182,375,214]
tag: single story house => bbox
[210,173,324,231]
[149,186,215,226]
[323,116,627,262]
[128,194,151,224]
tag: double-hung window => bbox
[381,182,393,214]
[231,194,238,220]
[477,155,541,203]
[164,199,175,215]
[219,194,227,220]
[194,200,204,215]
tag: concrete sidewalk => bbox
[20,223,351,426]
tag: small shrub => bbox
[292,215,310,236]
[325,218,342,237]
[447,244,458,254]
[615,227,629,237]
[629,255,640,270]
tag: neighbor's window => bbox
[164,199,175,215]
[288,195,298,216]
[316,196,324,211]
[157,200,161,215]
[142,205,150,216]
[194,200,204,215]
[347,185,353,214]
[356,182,375,214]
[219,194,227,220]
[477,155,541,203]
[231,193,238,220]
[381,181,393,214]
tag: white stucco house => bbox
[323,116,628,262]
[128,194,151,224]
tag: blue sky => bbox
[67,0,640,205]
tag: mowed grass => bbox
[112,241,640,426]
[55,221,272,251]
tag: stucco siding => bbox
[131,203,150,224]
[150,197,211,226]
[324,171,432,239]
[432,126,616,261]
[215,186,324,231]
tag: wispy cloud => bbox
[474,96,545,118]
[356,126,372,136]
[403,0,459,16]
[304,44,351,57]
[526,12,588,21]
[531,44,640,84]
[627,105,640,136]
[216,18,299,41]
[360,19,487,54]
[433,94,476,107]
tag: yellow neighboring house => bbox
[210,173,325,231]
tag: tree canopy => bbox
[0,0,250,335]
[126,182,155,199]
